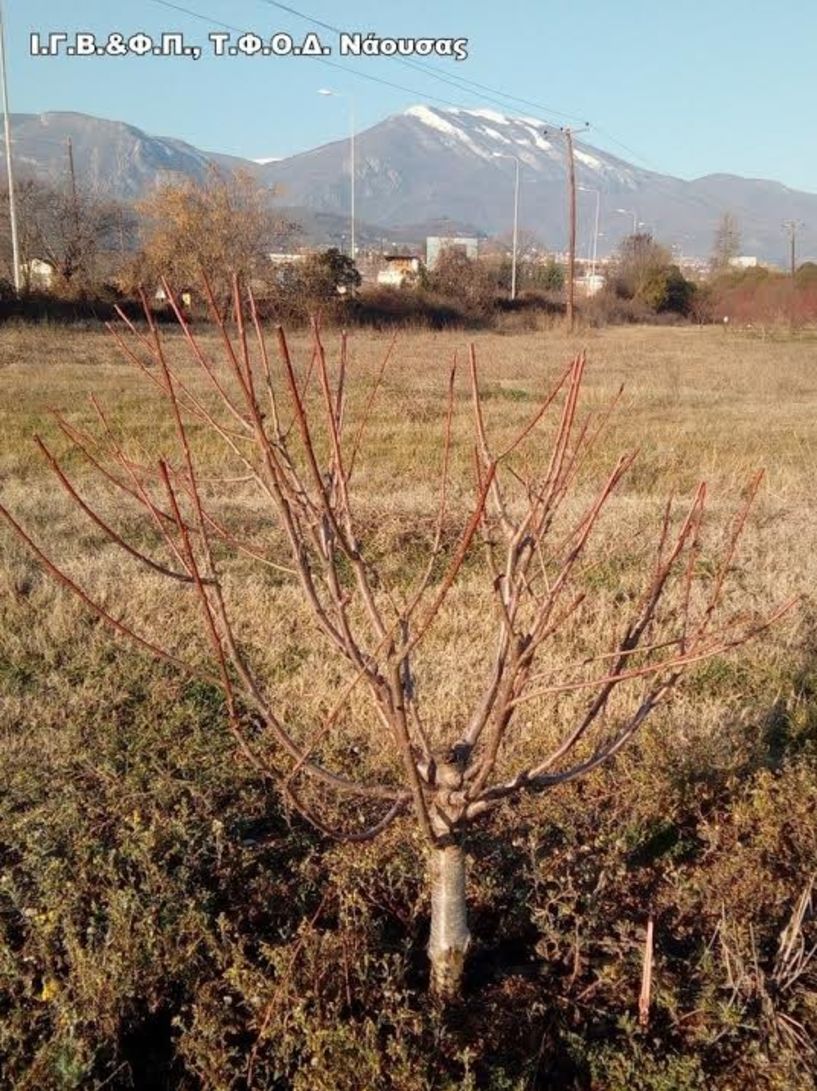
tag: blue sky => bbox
[5,0,816,192]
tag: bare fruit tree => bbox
[0,279,790,999]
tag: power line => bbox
[151,0,585,125]
[590,124,662,173]
[148,0,473,111]
[149,0,661,174]
[254,0,666,170]
[254,0,587,123]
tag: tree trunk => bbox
[428,842,470,999]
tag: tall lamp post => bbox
[0,0,21,293]
[578,185,600,281]
[615,207,638,235]
[493,152,521,300]
[318,88,356,262]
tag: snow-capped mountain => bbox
[402,105,635,187]
[2,106,816,260]
[258,104,817,260]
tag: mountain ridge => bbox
[1,107,815,261]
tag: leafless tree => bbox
[0,177,131,293]
[0,278,791,999]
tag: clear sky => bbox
[5,0,816,192]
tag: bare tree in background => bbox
[0,178,128,292]
[0,176,132,292]
[711,212,742,274]
[0,281,791,999]
[137,168,297,303]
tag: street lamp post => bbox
[579,185,600,281]
[0,0,21,293]
[318,89,356,262]
[493,152,520,300]
[615,207,638,235]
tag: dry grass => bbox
[1,320,817,1089]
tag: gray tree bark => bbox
[428,842,471,998]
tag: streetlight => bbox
[318,89,356,262]
[615,208,638,235]
[0,0,21,293]
[578,185,600,281]
[493,152,520,300]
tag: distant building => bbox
[268,252,306,266]
[426,236,479,270]
[729,255,759,269]
[21,258,55,291]
[376,254,422,287]
[575,273,605,297]
[154,284,194,308]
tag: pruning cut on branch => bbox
[1,275,793,999]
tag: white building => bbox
[376,254,422,287]
[21,258,55,290]
[575,273,605,297]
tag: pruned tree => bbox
[0,279,791,999]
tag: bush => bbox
[709,267,817,330]
[426,249,496,318]
[607,235,696,318]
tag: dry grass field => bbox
[1,319,817,1090]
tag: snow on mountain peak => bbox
[404,105,460,135]
[467,108,511,126]
[574,150,602,169]
[402,104,631,181]
[403,105,492,158]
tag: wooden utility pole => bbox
[564,128,577,331]
[67,138,79,226]
[545,123,590,333]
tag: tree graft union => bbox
[0,278,793,999]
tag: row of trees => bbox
[0,169,301,302]
[2,170,809,331]
[0,177,136,293]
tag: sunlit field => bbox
[2,320,817,1090]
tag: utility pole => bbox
[545,123,590,333]
[0,0,21,293]
[66,137,82,282]
[783,220,801,280]
[493,152,521,300]
[564,128,577,331]
[67,138,80,227]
